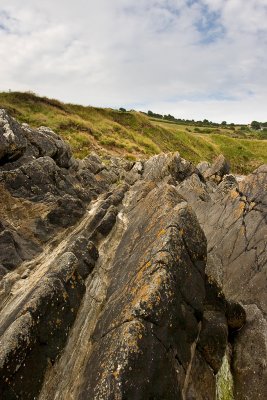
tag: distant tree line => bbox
[250,121,267,130]
[145,110,238,127]
[119,108,266,131]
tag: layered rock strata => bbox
[0,111,265,399]
[177,158,267,400]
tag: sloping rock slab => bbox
[79,185,217,399]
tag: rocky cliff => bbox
[0,110,265,400]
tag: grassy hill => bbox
[0,91,266,174]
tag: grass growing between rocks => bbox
[216,353,234,400]
[0,91,267,174]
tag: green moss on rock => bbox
[216,352,234,400]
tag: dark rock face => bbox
[0,253,85,399]
[47,195,86,228]
[177,157,267,400]
[0,111,265,399]
[0,230,23,269]
[233,305,267,400]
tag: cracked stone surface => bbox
[177,163,267,400]
[0,111,265,400]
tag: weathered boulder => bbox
[0,110,27,164]
[198,310,228,373]
[197,160,210,175]
[47,195,86,228]
[143,152,199,183]
[0,230,23,269]
[226,301,246,332]
[22,124,73,169]
[203,154,230,182]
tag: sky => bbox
[0,0,267,123]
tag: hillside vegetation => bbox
[0,91,266,173]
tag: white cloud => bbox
[0,0,266,122]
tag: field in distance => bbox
[0,91,266,174]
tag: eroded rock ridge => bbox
[0,110,265,400]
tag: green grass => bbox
[0,91,266,174]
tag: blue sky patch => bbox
[195,5,225,44]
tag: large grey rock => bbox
[0,252,85,399]
[23,125,73,169]
[76,184,243,400]
[143,152,198,183]
[176,161,267,400]
[0,109,27,164]
[197,161,210,175]
[203,154,230,182]
[233,305,267,400]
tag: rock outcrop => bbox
[177,156,267,400]
[0,111,265,399]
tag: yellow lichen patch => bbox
[249,201,256,211]
[134,265,151,288]
[112,368,121,380]
[132,269,167,314]
[234,201,245,218]
[144,261,152,270]
[94,174,104,182]
[157,229,166,237]
[62,291,68,301]
[133,282,151,304]
[121,321,145,353]
[240,225,246,235]
[229,189,239,200]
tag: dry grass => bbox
[0,91,266,173]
